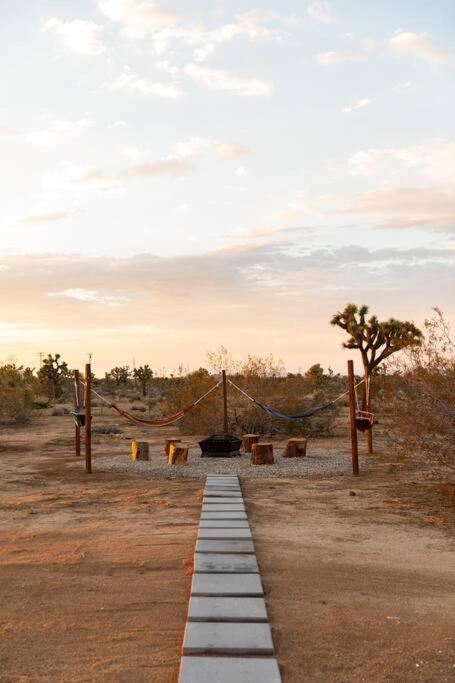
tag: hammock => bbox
[71,377,86,427]
[83,380,221,427]
[228,378,357,421]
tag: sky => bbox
[1,0,454,374]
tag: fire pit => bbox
[199,433,242,458]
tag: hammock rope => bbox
[227,378,365,421]
[82,380,222,427]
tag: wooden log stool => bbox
[165,438,182,458]
[241,434,260,453]
[131,440,150,461]
[251,442,274,465]
[168,443,188,465]
[283,438,307,458]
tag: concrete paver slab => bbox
[182,622,274,655]
[198,528,252,540]
[196,539,255,554]
[194,553,258,573]
[199,520,250,528]
[191,572,263,596]
[179,657,281,683]
[200,511,247,520]
[188,596,268,622]
[201,505,245,513]
[203,498,245,505]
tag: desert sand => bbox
[0,413,454,682]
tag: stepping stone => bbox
[201,505,245,513]
[194,553,258,573]
[196,539,255,554]
[182,622,274,655]
[199,520,250,528]
[203,491,243,497]
[200,511,247,520]
[203,498,245,505]
[188,596,268,622]
[191,573,263,596]
[179,656,281,683]
[198,528,252,540]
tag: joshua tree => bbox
[108,366,131,386]
[331,303,422,452]
[133,364,154,397]
[38,353,69,405]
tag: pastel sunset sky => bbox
[1,0,454,373]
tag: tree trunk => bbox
[165,438,182,457]
[131,440,149,461]
[283,438,307,458]
[251,443,274,465]
[168,444,188,465]
[241,434,260,453]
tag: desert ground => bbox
[0,411,454,682]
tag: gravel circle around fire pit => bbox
[92,445,367,479]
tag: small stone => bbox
[349,491,356,496]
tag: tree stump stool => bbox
[131,440,149,461]
[283,438,307,458]
[251,442,274,465]
[241,434,260,453]
[168,443,188,465]
[165,438,182,458]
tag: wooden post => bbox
[74,369,81,457]
[222,369,228,433]
[364,365,373,454]
[84,363,92,474]
[241,434,260,453]
[348,360,359,476]
[251,443,274,465]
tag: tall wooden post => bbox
[74,369,81,457]
[84,363,92,474]
[222,369,228,433]
[364,365,373,455]
[348,360,359,476]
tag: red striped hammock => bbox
[111,403,195,426]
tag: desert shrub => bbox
[0,364,36,423]
[132,405,146,412]
[52,406,69,416]
[92,426,121,434]
[129,395,142,403]
[382,309,454,470]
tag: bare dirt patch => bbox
[0,414,454,682]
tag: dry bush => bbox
[163,351,343,437]
[382,309,454,470]
[0,364,36,424]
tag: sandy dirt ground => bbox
[0,413,454,682]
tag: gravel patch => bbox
[93,444,367,480]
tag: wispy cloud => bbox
[49,288,131,306]
[104,67,182,98]
[97,0,183,39]
[173,137,250,159]
[42,18,105,55]
[73,158,193,191]
[316,50,365,65]
[343,97,371,113]
[20,210,68,224]
[183,63,272,96]
[389,30,449,64]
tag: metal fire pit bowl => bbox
[199,433,242,458]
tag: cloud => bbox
[97,0,183,39]
[316,50,365,64]
[48,288,131,306]
[0,128,20,140]
[183,63,272,96]
[73,158,193,190]
[26,119,93,147]
[307,1,334,24]
[348,187,455,231]
[347,140,455,182]
[104,68,182,98]
[20,211,68,224]
[0,246,452,371]
[42,18,104,55]
[389,31,449,64]
[343,97,370,113]
[173,137,250,159]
